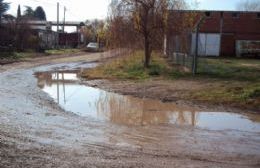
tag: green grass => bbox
[170,57,260,108]
[0,48,82,63]
[189,83,260,109]
[45,48,81,55]
[197,57,260,82]
[0,52,35,60]
[82,51,169,80]
[82,53,260,109]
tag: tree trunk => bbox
[144,35,150,68]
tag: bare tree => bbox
[108,0,186,68]
[107,0,140,49]
[82,19,106,44]
[122,0,168,67]
[236,0,260,11]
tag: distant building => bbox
[59,32,84,48]
[1,19,84,50]
[28,21,84,49]
[166,10,260,57]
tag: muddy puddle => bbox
[34,69,260,133]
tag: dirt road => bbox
[0,51,260,167]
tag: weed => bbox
[81,51,260,108]
[82,51,168,80]
[45,49,80,55]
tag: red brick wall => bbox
[168,10,260,56]
[221,34,235,56]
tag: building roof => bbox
[169,9,260,14]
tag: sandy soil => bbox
[0,51,260,168]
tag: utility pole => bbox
[57,2,59,32]
[57,2,60,48]
[63,6,66,33]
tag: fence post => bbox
[192,16,205,75]
[192,27,199,75]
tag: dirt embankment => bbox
[0,51,260,168]
[83,78,259,114]
[80,52,260,113]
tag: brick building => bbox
[166,10,260,57]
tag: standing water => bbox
[34,68,260,133]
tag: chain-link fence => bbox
[167,52,193,71]
[166,33,194,72]
[166,32,224,74]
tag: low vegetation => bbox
[0,48,82,64]
[45,49,81,55]
[81,51,169,80]
[0,52,25,60]
[82,52,260,110]
[190,58,260,109]
[0,51,35,63]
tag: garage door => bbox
[192,33,220,56]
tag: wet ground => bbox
[34,68,260,132]
[1,51,260,167]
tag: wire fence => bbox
[166,33,223,74]
[167,52,193,71]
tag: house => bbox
[27,21,84,49]
[166,10,260,57]
[2,20,85,50]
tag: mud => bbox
[35,69,260,132]
[0,51,260,168]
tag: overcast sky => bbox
[6,0,246,32]
[7,0,111,21]
[6,0,245,21]
[194,0,246,10]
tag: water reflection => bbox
[34,70,260,132]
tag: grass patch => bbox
[197,57,260,81]
[82,51,169,80]
[190,83,260,109]
[82,52,260,109]
[0,48,82,64]
[0,51,35,60]
[178,58,260,108]
[45,48,81,55]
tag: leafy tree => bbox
[23,6,47,20]
[34,6,46,21]
[17,5,21,18]
[0,0,9,16]
[0,0,10,24]
[23,6,34,18]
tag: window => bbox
[205,12,211,17]
[257,13,260,19]
[232,13,239,18]
[220,12,224,18]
